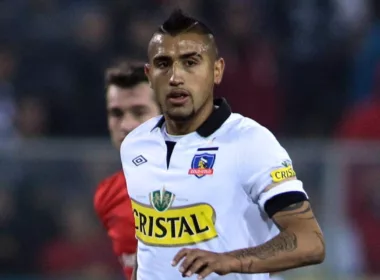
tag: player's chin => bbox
[166,107,194,122]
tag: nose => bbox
[169,62,184,86]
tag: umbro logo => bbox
[132,155,147,166]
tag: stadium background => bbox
[1,0,380,279]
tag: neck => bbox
[165,98,214,135]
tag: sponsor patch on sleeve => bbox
[270,165,296,183]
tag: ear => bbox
[214,57,225,85]
[144,63,152,88]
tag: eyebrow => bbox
[153,52,202,62]
[179,52,202,60]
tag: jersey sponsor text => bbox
[132,198,217,247]
[270,166,296,183]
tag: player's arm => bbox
[94,176,138,279]
[131,257,137,280]
[228,179,325,273]
[224,127,325,273]
[223,128,325,273]
[172,181,324,278]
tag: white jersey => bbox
[120,99,306,280]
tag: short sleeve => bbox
[237,122,307,212]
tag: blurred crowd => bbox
[1,0,380,279]
[1,0,379,140]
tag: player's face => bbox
[145,32,225,122]
[107,83,160,150]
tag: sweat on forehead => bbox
[148,32,216,59]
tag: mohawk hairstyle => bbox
[105,59,147,89]
[155,9,218,58]
[159,9,214,37]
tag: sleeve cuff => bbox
[258,180,307,213]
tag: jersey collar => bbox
[152,97,231,137]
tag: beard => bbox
[165,107,196,122]
[162,98,196,122]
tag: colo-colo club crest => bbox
[188,153,216,178]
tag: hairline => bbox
[148,31,218,60]
[105,82,156,106]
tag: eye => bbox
[184,60,197,67]
[109,108,123,118]
[157,61,169,69]
[132,107,149,119]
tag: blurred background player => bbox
[93,60,160,279]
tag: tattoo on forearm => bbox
[273,202,315,231]
[230,201,320,273]
[276,202,315,220]
[232,230,297,267]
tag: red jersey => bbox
[94,171,137,279]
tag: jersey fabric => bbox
[94,171,137,279]
[120,98,307,280]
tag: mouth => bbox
[167,89,190,106]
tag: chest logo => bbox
[149,188,175,212]
[132,188,218,247]
[132,155,147,166]
[188,153,216,178]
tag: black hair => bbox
[105,59,147,89]
[158,9,214,36]
[153,9,218,58]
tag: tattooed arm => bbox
[228,200,325,274]
[171,199,325,278]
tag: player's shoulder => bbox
[221,113,286,160]
[94,170,127,212]
[223,113,277,142]
[126,115,162,139]
[120,115,162,149]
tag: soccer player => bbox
[94,60,160,279]
[120,10,325,280]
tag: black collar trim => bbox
[151,97,231,137]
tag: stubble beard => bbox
[166,107,196,122]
